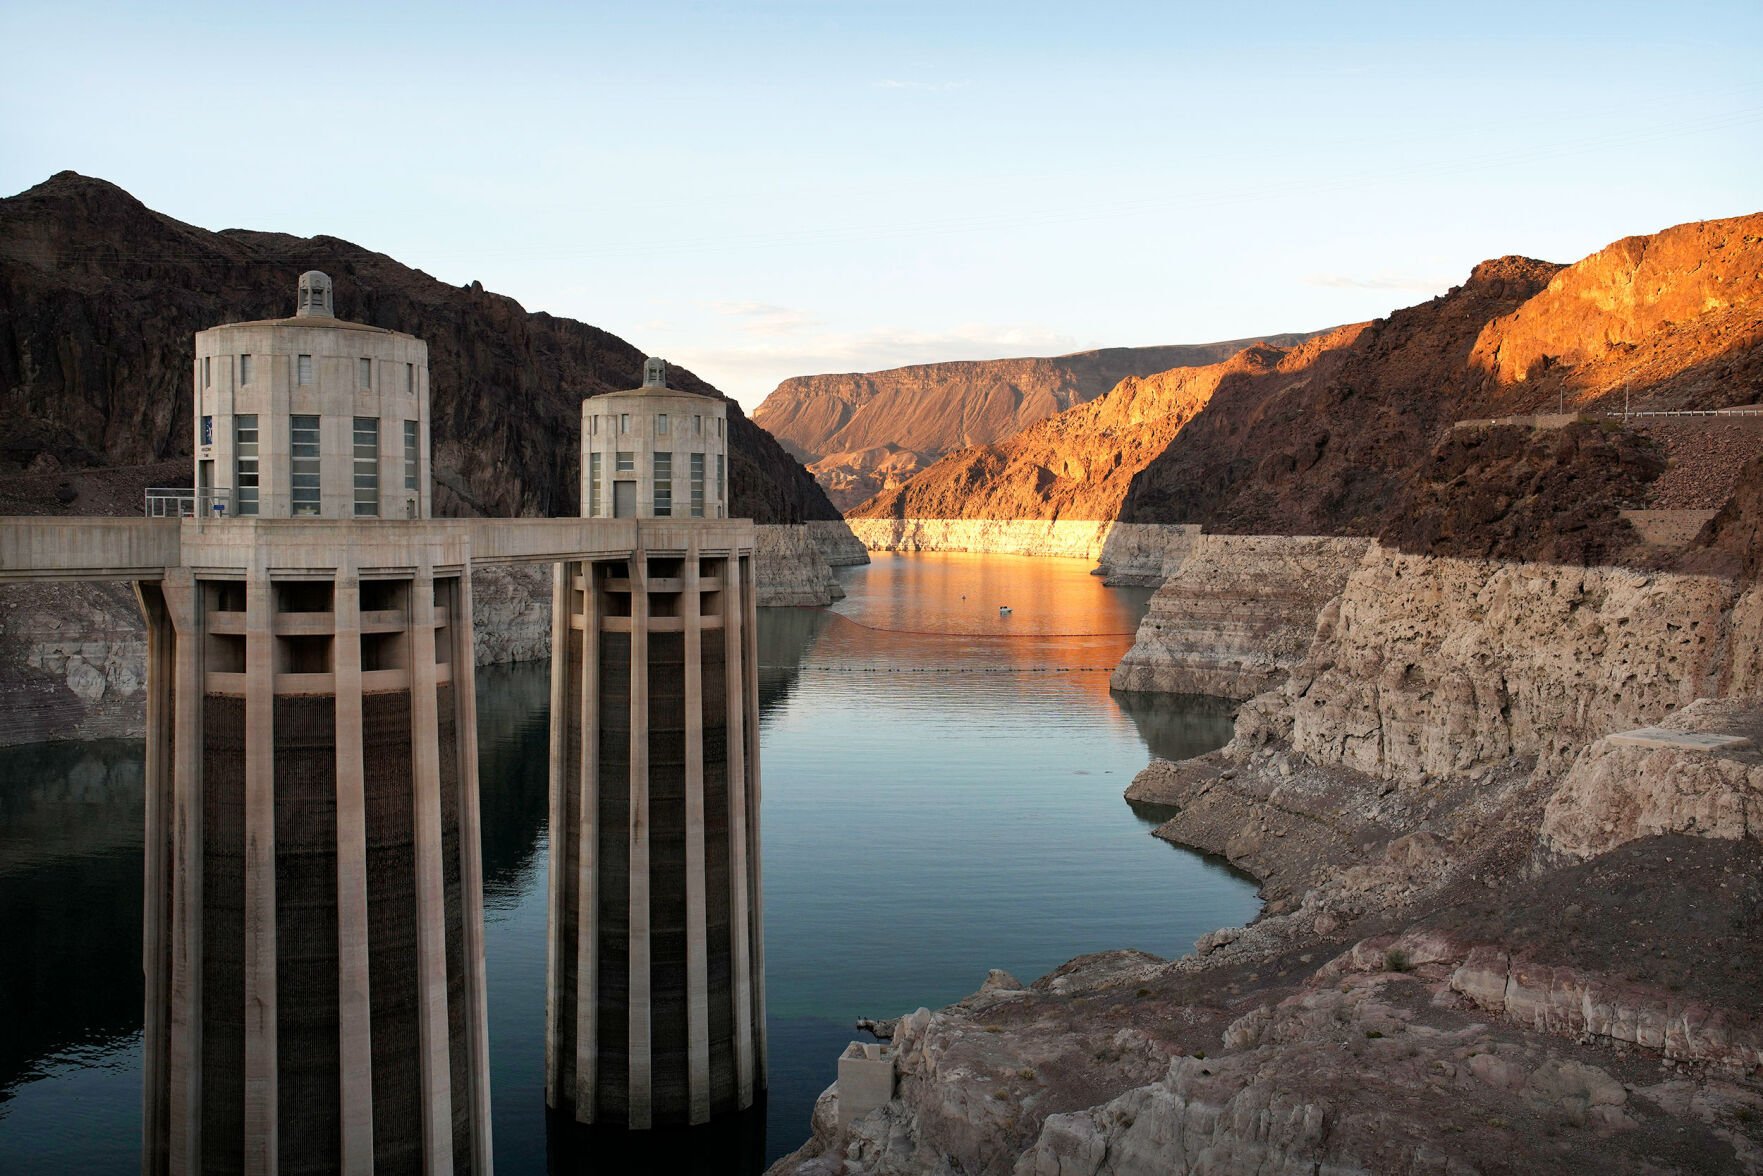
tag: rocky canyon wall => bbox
[754,336,1317,511]
[1110,535,1372,699]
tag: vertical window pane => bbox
[588,452,603,517]
[619,413,629,434]
[239,354,253,385]
[656,412,668,434]
[653,451,672,517]
[203,356,211,387]
[235,414,259,516]
[716,454,725,516]
[690,452,705,517]
[406,363,414,395]
[297,354,313,385]
[359,358,372,389]
[201,415,213,446]
[290,414,321,515]
[353,416,379,516]
[404,420,418,491]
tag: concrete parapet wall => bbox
[1110,535,1371,700]
[0,516,844,744]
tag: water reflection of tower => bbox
[545,358,767,1128]
[141,272,493,1174]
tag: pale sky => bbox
[4,1,1760,410]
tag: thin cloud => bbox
[668,322,1088,409]
[873,79,972,92]
[1304,272,1455,292]
[705,300,822,337]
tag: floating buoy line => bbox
[759,664,1118,674]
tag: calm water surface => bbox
[0,551,1258,1171]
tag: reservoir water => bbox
[0,551,1260,1171]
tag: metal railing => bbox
[1606,407,1763,419]
[145,487,235,518]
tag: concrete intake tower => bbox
[143,271,494,1173]
[545,358,767,1128]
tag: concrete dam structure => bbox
[0,277,765,1172]
[545,358,767,1128]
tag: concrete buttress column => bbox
[330,563,375,1173]
[741,553,767,1079]
[135,579,176,1176]
[243,564,279,1176]
[574,562,600,1117]
[545,562,569,1109]
[409,562,455,1175]
[627,552,653,1129]
[454,558,495,1174]
[161,568,204,1172]
[723,553,754,1106]
[683,539,710,1122]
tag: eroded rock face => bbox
[1110,536,1370,699]
[806,519,873,568]
[754,524,848,607]
[0,580,147,744]
[470,563,553,665]
[1541,699,1763,859]
[1281,546,1737,781]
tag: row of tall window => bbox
[200,355,420,392]
[585,412,723,437]
[224,414,417,516]
[582,451,723,518]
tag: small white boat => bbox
[998,605,1012,615]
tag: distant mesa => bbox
[752,336,1323,511]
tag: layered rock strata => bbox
[1110,536,1370,698]
[844,518,1197,578]
[0,580,147,745]
[806,518,873,567]
[754,524,851,607]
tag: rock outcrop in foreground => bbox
[771,539,1763,1174]
[1110,535,1370,699]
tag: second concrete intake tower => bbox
[545,360,765,1129]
